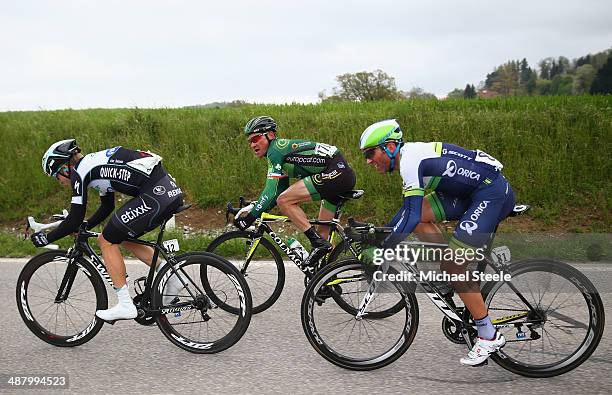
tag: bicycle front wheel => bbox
[16,251,107,347]
[204,230,285,314]
[474,260,605,378]
[328,241,406,319]
[301,258,419,370]
[154,253,252,353]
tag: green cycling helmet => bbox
[244,116,277,135]
[359,119,403,172]
[359,119,403,150]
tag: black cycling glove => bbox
[31,231,49,247]
[234,213,256,231]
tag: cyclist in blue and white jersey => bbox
[359,119,515,366]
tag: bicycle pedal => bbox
[470,360,488,367]
[100,318,117,325]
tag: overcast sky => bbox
[1,0,611,111]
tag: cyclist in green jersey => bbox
[235,116,356,271]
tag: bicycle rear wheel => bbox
[16,251,107,347]
[472,260,605,377]
[154,253,252,353]
[204,230,285,314]
[301,258,419,370]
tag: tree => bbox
[539,58,553,80]
[484,70,499,89]
[463,84,477,99]
[549,75,573,95]
[491,62,520,96]
[446,88,464,99]
[590,54,612,94]
[320,69,403,102]
[404,87,437,100]
[535,79,552,95]
[573,64,596,94]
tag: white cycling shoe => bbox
[460,332,506,366]
[163,271,187,305]
[96,301,137,322]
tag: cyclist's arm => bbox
[46,203,87,243]
[382,195,423,249]
[250,175,289,218]
[386,208,404,228]
[85,193,115,229]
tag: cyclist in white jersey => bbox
[32,139,185,321]
[360,120,515,366]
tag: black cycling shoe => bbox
[303,239,333,271]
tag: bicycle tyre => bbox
[154,253,252,353]
[328,240,406,319]
[468,259,605,378]
[16,250,107,347]
[204,230,285,314]
[301,258,419,370]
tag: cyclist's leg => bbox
[317,201,335,240]
[300,157,355,266]
[446,176,515,364]
[97,174,183,319]
[414,191,469,243]
[121,241,159,267]
[276,180,313,231]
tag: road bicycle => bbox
[204,191,400,315]
[17,205,252,353]
[301,208,605,377]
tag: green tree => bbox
[463,84,477,99]
[549,75,573,95]
[590,54,612,94]
[446,88,464,99]
[404,87,437,100]
[491,62,520,96]
[320,69,403,102]
[539,58,553,80]
[573,64,596,94]
[536,79,552,95]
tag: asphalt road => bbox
[1,258,611,394]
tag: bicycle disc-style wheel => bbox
[301,258,419,370]
[154,253,252,353]
[328,241,406,319]
[204,230,284,314]
[16,250,107,347]
[467,260,605,378]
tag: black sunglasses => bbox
[54,165,70,179]
[363,147,380,159]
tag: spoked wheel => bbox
[204,230,284,314]
[327,242,406,319]
[153,253,252,353]
[16,251,107,347]
[466,260,605,377]
[301,258,419,370]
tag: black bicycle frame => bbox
[53,218,188,312]
[355,241,543,333]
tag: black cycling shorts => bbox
[103,173,184,244]
[303,154,356,208]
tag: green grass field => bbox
[1,96,610,233]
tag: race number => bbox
[475,150,503,170]
[314,143,338,158]
[163,239,180,252]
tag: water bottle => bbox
[288,237,310,261]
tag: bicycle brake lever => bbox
[226,202,233,224]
